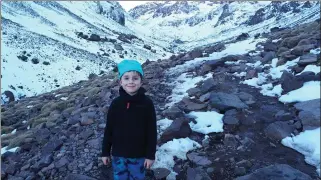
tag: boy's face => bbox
[120,71,142,96]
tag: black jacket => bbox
[101,87,157,160]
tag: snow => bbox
[282,128,320,176]
[242,57,300,96]
[165,73,212,108]
[134,1,320,50]
[225,60,246,65]
[168,37,267,75]
[157,118,173,140]
[242,74,267,88]
[233,72,246,77]
[279,81,320,103]
[246,61,262,68]
[260,84,283,97]
[269,58,299,79]
[188,111,224,134]
[297,65,320,75]
[1,146,20,155]
[118,1,152,11]
[310,47,320,54]
[272,38,282,43]
[153,138,201,180]
[1,1,171,101]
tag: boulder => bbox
[294,99,320,129]
[162,106,184,120]
[264,121,296,140]
[280,71,303,93]
[160,118,192,144]
[235,164,313,180]
[298,53,318,66]
[187,167,211,180]
[180,98,207,112]
[210,92,248,111]
[187,152,212,166]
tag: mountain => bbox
[129,1,320,50]
[1,1,320,101]
[1,1,171,101]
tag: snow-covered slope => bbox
[1,1,171,100]
[129,1,320,50]
[1,1,320,102]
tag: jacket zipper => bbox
[127,102,130,109]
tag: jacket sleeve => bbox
[101,101,115,157]
[145,100,157,160]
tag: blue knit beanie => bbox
[117,59,144,79]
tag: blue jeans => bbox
[112,156,145,180]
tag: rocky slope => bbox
[1,18,320,180]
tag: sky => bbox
[118,1,152,11]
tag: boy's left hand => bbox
[144,159,155,169]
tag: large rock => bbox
[187,152,212,166]
[187,88,202,97]
[236,92,256,105]
[275,110,294,121]
[203,43,226,54]
[162,106,184,120]
[210,92,248,111]
[180,49,203,61]
[223,109,240,125]
[280,71,303,93]
[264,42,277,52]
[280,34,310,49]
[64,174,97,180]
[291,45,315,56]
[200,78,217,94]
[236,33,250,41]
[180,98,207,112]
[187,167,211,180]
[201,59,225,73]
[235,164,313,180]
[298,53,318,66]
[258,105,280,123]
[261,51,276,64]
[87,34,100,41]
[296,71,320,82]
[160,118,192,144]
[264,121,296,140]
[31,154,53,172]
[153,168,171,180]
[42,138,63,155]
[294,99,320,129]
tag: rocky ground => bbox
[1,19,320,180]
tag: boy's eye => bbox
[124,77,129,80]
[133,77,139,80]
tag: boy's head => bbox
[117,60,144,95]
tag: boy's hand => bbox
[144,159,155,169]
[101,156,111,165]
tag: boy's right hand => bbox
[101,156,111,165]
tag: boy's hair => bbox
[117,60,144,80]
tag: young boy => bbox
[101,59,157,180]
